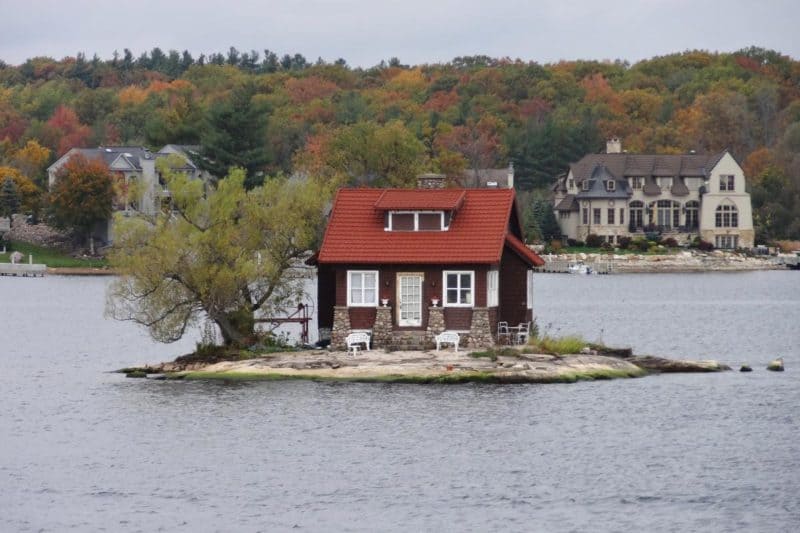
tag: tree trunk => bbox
[88,233,95,255]
[215,308,256,346]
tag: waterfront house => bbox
[310,179,544,350]
[552,139,754,249]
[46,145,209,243]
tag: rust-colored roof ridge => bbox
[373,188,468,211]
[505,233,545,266]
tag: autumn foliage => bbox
[0,45,798,239]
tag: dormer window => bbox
[385,211,450,231]
[606,180,616,192]
[581,180,591,191]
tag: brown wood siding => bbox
[498,246,529,326]
[444,307,472,330]
[349,307,377,329]
[329,263,490,331]
[317,264,335,329]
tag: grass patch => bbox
[469,347,520,361]
[527,334,588,356]
[0,240,108,268]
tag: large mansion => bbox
[552,139,754,249]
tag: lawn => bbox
[0,240,108,268]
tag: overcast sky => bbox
[1,0,798,67]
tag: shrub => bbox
[566,238,584,247]
[661,237,679,248]
[697,239,714,251]
[585,234,604,247]
[632,238,650,251]
[617,236,632,249]
[548,239,563,252]
[600,241,613,250]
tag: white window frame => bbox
[443,270,474,307]
[606,180,616,192]
[526,270,534,310]
[347,270,379,307]
[487,269,499,307]
[386,211,448,231]
[719,175,735,192]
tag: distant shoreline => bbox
[540,251,785,274]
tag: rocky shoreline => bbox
[545,250,783,273]
[120,348,730,384]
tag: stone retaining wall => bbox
[4,214,72,249]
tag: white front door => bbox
[397,274,423,327]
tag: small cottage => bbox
[310,181,544,350]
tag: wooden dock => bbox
[533,260,613,274]
[0,263,47,277]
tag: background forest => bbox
[1,46,799,242]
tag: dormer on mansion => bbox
[552,139,754,249]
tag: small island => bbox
[121,344,729,384]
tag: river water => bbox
[1,272,798,532]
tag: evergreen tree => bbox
[0,177,20,221]
[197,82,270,188]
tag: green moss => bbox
[125,370,147,378]
[171,365,647,384]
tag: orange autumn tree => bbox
[49,154,113,254]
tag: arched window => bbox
[715,203,738,228]
[656,200,680,229]
[684,201,699,229]
[629,201,644,230]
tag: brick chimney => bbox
[606,137,622,154]
[417,173,446,189]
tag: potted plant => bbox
[430,296,440,307]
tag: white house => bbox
[552,139,754,249]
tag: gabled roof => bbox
[317,188,543,266]
[374,189,465,211]
[555,194,579,212]
[575,165,631,200]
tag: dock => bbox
[0,263,47,277]
[533,259,613,274]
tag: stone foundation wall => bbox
[468,307,493,348]
[424,306,445,349]
[331,306,352,350]
[372,306,392,348]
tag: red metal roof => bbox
[373,189,466,211]
[317,188,544,266]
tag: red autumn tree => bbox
[43,106,92,156]
[49,154,113,254]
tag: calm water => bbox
[1,272,798,532]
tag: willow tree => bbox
[106,163,328,346]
